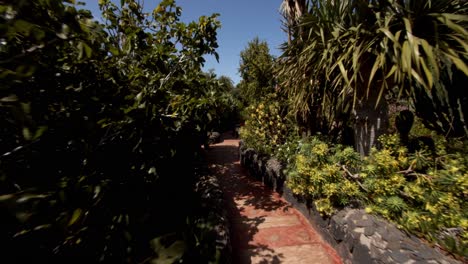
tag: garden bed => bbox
[239,141,461,264]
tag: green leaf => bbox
[32,28,46,41]
[150,233,186,264]
[83,42,92,58]
[402,41,412,73]
[33,126,48,140]
[109,46,120,56]
[411,69,428,91]
[446,53,468,76]
[22,127,31,141]
[68,208,83,226]
[78,42,92,59]
[148,167,157,175]
[434,13,468,22]
[420,39,439,81]
[14,20,34,36]
[367,54,381,91]
[419,57,433,89]
[0,94,18,103]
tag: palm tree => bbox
[277,0,468,155]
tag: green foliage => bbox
[237,37,275,105]
[277,0,468,139]
[239,93,290,156]
[274,133,301,165]
[287,138,362,215]
[285,133,467,257]
[0,0,232,262]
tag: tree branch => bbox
[341,164,368,192]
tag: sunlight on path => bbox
[206,133,343,264]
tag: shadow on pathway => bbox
[205,133,343,264]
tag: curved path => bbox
[206,134,342,264]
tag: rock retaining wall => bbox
[239,141,460,264]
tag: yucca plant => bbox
[277,0,468,155]
[280,0,308,43]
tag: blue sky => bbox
[79,0,286,84]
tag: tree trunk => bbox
[353,90,389,156]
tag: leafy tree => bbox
[277,0,468,155]
[217,75,235,92]
[237,37,275,105]
[0,0,230,262]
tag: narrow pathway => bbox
[206,134,342,264]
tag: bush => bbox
[0,0,234,262]
[285,134,467,258]
[286,137,362,215]
[239,93,291,156]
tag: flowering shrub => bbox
[241,93,467,257]
[286,137,362,215]
[286,134,467,257]
[240,93,290,156]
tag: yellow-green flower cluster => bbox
[287,138,362,216]
[286,134,467,257]
[240,94,289,155]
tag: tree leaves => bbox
[278,0,468,138]
[0,0,229,262]
[68,208,83,226]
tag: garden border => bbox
[239,141,460,264]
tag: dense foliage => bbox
[0,0,235,262]
[237,37,276,106]
[237,0,468,260]
[239,93,292,156]
[286,132,467,257]
[277,0,468,153]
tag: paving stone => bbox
[247,225,322,248]
[251,215,301,229]
[210,137,461,264]
[206,135,342,264]
[400,237,420,251]
[240,244,337,264]
[379,252,395,263]
[388,240,402,251]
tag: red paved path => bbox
[206,134,343,264]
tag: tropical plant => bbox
[277,0,468,155]
[279,0,307,43]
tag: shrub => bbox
[285,134,467,257]
[240,93,290,156]
[286,137,362,215]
